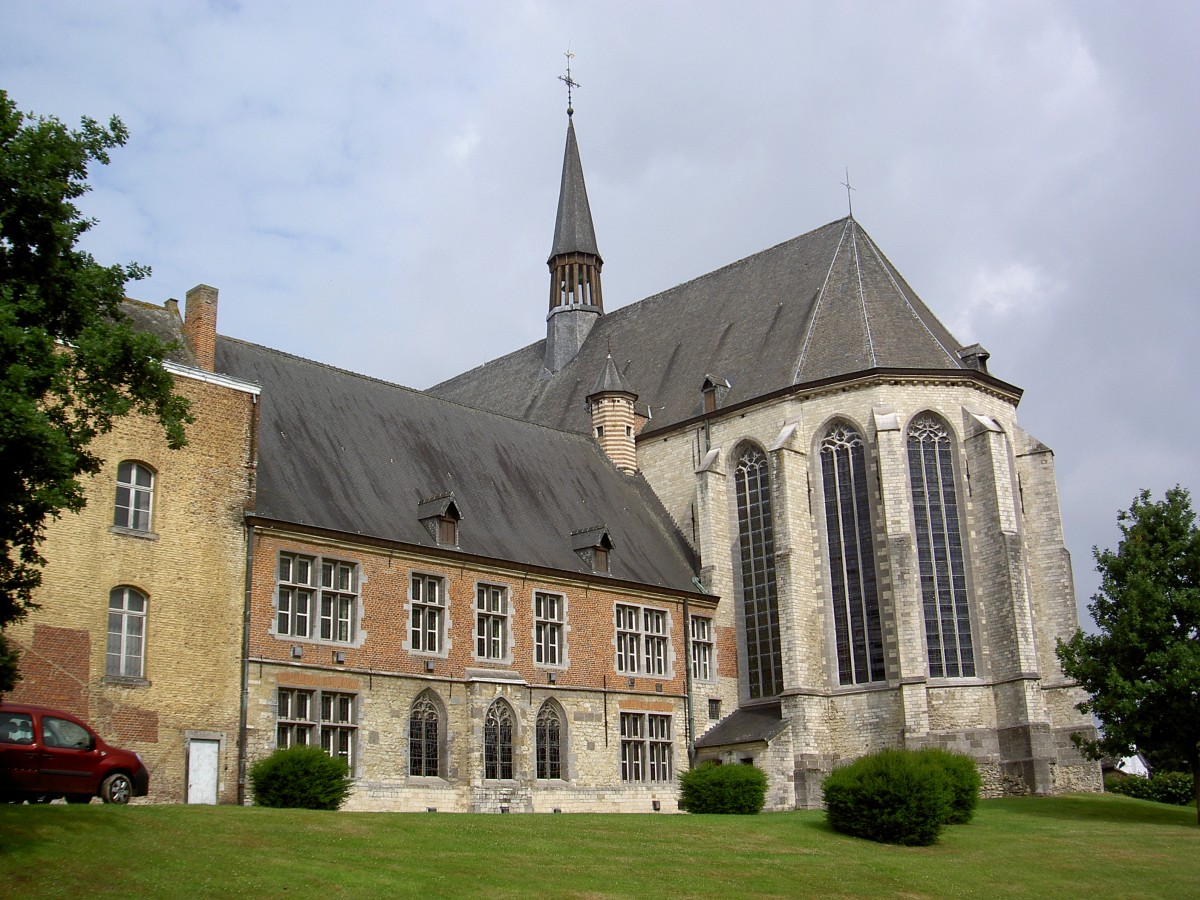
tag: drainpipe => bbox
[236,522,254,805]
[683,594,695,767]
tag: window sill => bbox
[103,675,150,688]
[108,526,159,541]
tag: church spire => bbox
[545,55,603,374]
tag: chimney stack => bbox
[184,284,219,371]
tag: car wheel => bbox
[66,794,93,805]
[100,773,132,805]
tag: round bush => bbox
[678,761,767,814]
[822,749,951,846]
[249,745,352,810]
[918,747,981,824]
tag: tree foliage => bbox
[1056,487,1200,824]
[0,91,191,689]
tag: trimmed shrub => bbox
[678,761,767,814]
[1105,771,1195,807]
[822,749,951,846]
[918,747,981,824]
[249,745,352,810]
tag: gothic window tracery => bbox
[409,694,441,777]
[535,702,562,780]
[734,444,783,698]
[484,700,514,780]
[820,422,885,685]
[907,414,975,677]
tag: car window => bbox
[0,712,34,745]
[43,717,93,751]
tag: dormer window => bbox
[571,525,614,575]
[417,493,462,548]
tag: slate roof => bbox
[120,299,198,367]
[694,702,788,749]
[430,217,976,434]
[550,116,600,260]
[215,336,701,593]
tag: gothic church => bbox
[5,103,1100,810]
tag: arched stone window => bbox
[409,693,441,777]
[535,701,563,780]
[733,444,783,699]
[907,415,975,677]
[484,700,514,780]
[107,586,147,678]
[820,422,885,685]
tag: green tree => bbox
[0,91,191,690]
[1056,487,1200,825]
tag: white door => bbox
[186,739,220,804]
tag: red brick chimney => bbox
[183,284,218,371]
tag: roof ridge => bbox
[221,334,603,443]
[856,227,962,368]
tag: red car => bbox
[0,704,149,804]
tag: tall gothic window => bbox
[734,444,783,698]
[820,422,885,685]
[907,415,976,677]
[484,700,514,780]
[535,702,562,780]
[409,694,440,777]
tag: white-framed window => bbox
[620,712,672,783]
[276,688,314,748]
[106,586,147,678]
[113,461,155,532]
[475,583,508,661]
[410,573,445,654]
[277,552,358,643]
[276,688,357,767]
[615,604,640,674]
[615,603,670,676]
[690,615,714,682]
[534,591,565,666]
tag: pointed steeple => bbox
[545,107,604,373]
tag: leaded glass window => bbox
[484,701,514,779]
[907,415,975,677]
[536,703,562,780]
[409,694,440,776]
[820,423,885,685]
[734,445,783,698]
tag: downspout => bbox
[683,594,694,767]
[237,521,253,805]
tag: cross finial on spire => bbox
[559,49,580,117]
[841,168,856,219]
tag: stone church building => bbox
[5,105,1100,810]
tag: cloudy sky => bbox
[4,2,1197,625]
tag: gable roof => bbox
[430,217,977,434]
[215,337,700,593]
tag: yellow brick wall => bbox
[7,369,257,804]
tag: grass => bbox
[0,794,1196,898]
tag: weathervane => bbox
[559,49,580,116]
[841,168,856,219]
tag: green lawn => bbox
[0,794,1195,898]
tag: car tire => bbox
[66,794,93,804]
[100,773,133,805]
